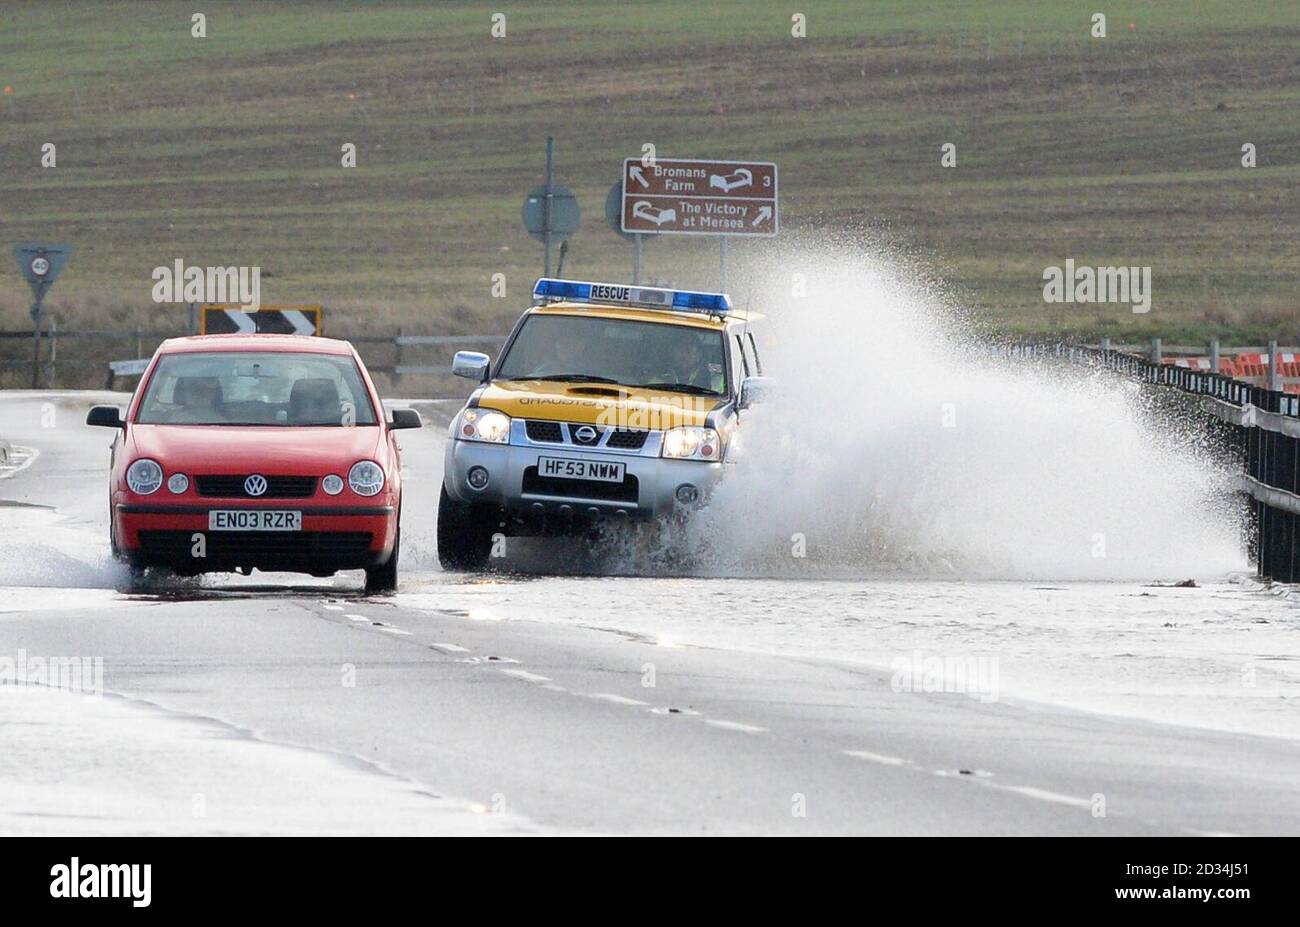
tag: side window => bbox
[745,332,763,375]
[733,334,751,379]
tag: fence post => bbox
[1268,339,1281,392]
[394,327,404,389]
[1149,337,1162,365]
[1210,338,1220,375]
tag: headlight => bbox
[321,474,344,495]
[456,408,511,444]
[348,460,385,496]
[126,458,164,494]
[661,426,721,461]
[166,473,189,494]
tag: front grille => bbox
[138,530,372,560]
[605,429,649,450]
[195,475,317,498]
[521,467,639,503]
[525,420,563,443]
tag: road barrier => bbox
[0,328,505,392]
[1006,342,1300,582]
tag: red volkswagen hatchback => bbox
[86,334,420,591]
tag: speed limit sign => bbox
[13,242,72,295]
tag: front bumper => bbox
[444,431,725,523]
[114,503,397,574]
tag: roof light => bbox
[532,278,731,316]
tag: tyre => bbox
[437,484,498,571]
[365,527,400,593]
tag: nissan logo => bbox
[244,474,268,496]
[573,425,598,444]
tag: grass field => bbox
[1,0,1298,377]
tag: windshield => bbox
[136,351,378,425]
[495,314,728,395]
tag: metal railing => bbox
[1003,341,1300,581]
[0,328,506,391]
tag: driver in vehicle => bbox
[651,335,724,394]
[172,376,225,423]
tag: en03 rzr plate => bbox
[537,456,626,483]
[208,510,303,531]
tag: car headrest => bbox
[173,376,223,407]
[289,378,341,423]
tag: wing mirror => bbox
[86,405,125,428]
[389,408,423,430]
[737,376,772,410]
[452,351,490,382]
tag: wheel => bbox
[437,484,497,571]
[365,527,400,593]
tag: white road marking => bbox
[429,642,470,654]
[322,604,344,611]
[589,693,649,707]
[378,627,412,636]
[344,614,368,622]
[0,446,39,480]
[844,750,912,767]
[991,784,1094,810]
[703,719,767,734]
[500,669,551,684]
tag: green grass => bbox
[1,0,1298,378]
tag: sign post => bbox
[605,180,643,284]
[14,242,72,388]
[522,137,580,277]
[619,158,776,291]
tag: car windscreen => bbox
[495,314,728,395]
[135,351,378,425]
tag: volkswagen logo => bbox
[573,425,598,444]
[243,474,268,496]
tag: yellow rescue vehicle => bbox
[438,278,769,569]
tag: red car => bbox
[86,334,420,591]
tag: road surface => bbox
[1,391,1297,835]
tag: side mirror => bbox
[389,408,422,430]
[86,405,125,428]
[452,351,490,382]
[737,376,772,410]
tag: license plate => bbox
[537,456,626,483]
[208,510,302,531]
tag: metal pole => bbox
[633,234,642,284]
[543,136,554,277]
[48,317,56,388]
[29,295,43,389]
[1150,336,1162,365]
[1210,338,1220,375]
[1268,339,1281,392]
[719,236,728,291]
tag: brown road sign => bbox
[621,158,778,236]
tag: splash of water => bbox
[690,239,1246,580]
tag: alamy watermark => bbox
[152,259,260,310]
[890,650,999,704]
[1042,260,1151,313]
[0,649,103,696]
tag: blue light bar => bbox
[532,278,731,316]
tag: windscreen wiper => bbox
[626,382,720,396]
[524,374,620,383]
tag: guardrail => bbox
[1006,342,1300,582]
[0,328,506,390]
